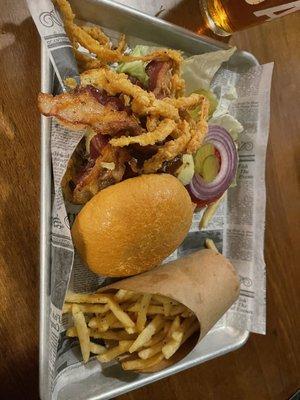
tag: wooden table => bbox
[0,1,299,399]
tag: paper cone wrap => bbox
[101,249,240,371]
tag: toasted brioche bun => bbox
[71,174,194,277]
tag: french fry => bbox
[129,315,164,353]
[200,193,225,229]
[90,342,106,355]
[181,309,194,318]
[179,316,197,333]
[66,326,78,337]
[171,330,184,342]
[163,302,172,317]
[124,303,139,312]
[105,312,119,327]
[97,317,110,332]
[136,294,152,332]
[72,304,90,363]
[92,330,136,341]
[88,316,108,332]
[118,302,133,311]
[88,312,118,331]
[127,304,165,315]
[151,294,179,316]
[65,286,198,372]
[122,353,165,371]
[65,292,112,304]
[152,294,179,306]
[128,294,142,303]
[169,305,187,316]
[169,316,196,341]
[151,294,169,304]
[114,289,134,302]
[62,303,73,313]
[144,331,166,347]
[63,303,109,314]
[163,321,172,335]
[167,316,180,337]
[138,341,166,359]
[205,238,219,253]
[181,321,200,344]
[107,298,135,328]
[67,326,136,341]
[162,338,181,359]
[168,316,184,342]
[116,353,132,362]
[125,327,136,334]
[88,317,103,330]
[114,289,127,299]
[110,321,125,329]
[162,317,199,359]
[98,340,133,363]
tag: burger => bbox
[71,174,194,277]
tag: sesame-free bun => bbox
[71,174,194,277]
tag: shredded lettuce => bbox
[182,47,236,94]
[116,45,159,86]
[182,47,243,143]
[209,84,243,142]
[209,114,243,142]
[189,88,218,119]
[130,45,160,55]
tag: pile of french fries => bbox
[64,289,199,371]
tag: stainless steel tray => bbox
[40,1,258,399]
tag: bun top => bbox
[71,174,194,277]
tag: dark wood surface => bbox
[0,1,299,399]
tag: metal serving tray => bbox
[40,1,258,399]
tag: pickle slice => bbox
[194,143,215,175]
[202,155,220,182]
[177,154,195,186]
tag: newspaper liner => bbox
[48,58,273,395]
[26,0,80,89]
[99,249,240,372]
[28,1,274,395]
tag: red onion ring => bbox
[188,125,238,202]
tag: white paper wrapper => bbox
[100,249,240,372]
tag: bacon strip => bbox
[38,89,140,135]
[63,140,129,204]
[146,60,173,99]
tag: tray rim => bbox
[38,1,259,398]
[53,327,249,400]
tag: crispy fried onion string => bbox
[81,69,180,119]
[55,0,182,65]
[164,93,204,109]
[142,120,192,173]
[74,49,105,70]
[110,119,176,147]
[186,98,209,154]
[81,25,110,46]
